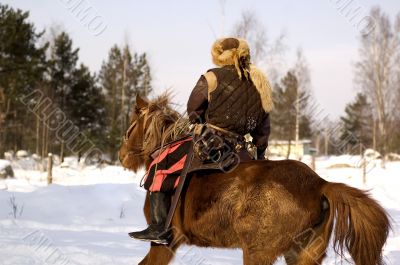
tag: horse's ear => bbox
[136,94,148,109]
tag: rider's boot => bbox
[128,192,171,245]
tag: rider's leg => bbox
[129,191,171,244]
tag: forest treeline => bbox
[0,4,151,162]
[1,4,399,163]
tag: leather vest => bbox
[206,66,265,135]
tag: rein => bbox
[123,108,150,156]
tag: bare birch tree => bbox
[292,48,312,157]
[354,7,400,166]
[231,10,286,83]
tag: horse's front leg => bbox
[138,243,180,265]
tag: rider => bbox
[129,37,273,244]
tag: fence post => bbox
[47,153,53,185]
[362,156,367,185]
[360,145,366,185]
[311,154,316,171]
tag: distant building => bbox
[267,140,315,158]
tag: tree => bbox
[270,72,297,139]
[270,72,312,158]
[48,31,79,161]
[232,10,268,64]
[99,44,152,161]
[67,64,107,160]
[392,62,400,153]
[49,32,79,108]
[390,119,400,154]
[292,48,313,152]
[0,4,48,157]
[231,10,286,83]
[354,7,400,164]
[340,93,373,153]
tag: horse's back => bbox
[189,159,326,206]
[180,159,326,249]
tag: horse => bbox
[119,94,390,265]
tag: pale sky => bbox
[4,0,400,118]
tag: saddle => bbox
[162,123,257,231]
[150,123,256,174]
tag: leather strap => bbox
[164,138,195,231]
[206,123,241,139]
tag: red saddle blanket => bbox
[143,137,192,192]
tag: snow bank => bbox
[0,159,11,170]
[0,156,399,264]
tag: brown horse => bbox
[119,94,390,265]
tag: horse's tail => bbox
[321,182,390,265]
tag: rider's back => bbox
[206,65,266,136]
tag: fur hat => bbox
[211,38,250,67]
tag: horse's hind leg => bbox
[139,243,180,265]
[242,248,278,265]
[283,249,300,265]
[295,239,327,265]
[284,228,328,265]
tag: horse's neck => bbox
[144,112,189,158]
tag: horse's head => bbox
[119,94,180,171]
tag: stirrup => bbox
[128,233,170,245]
[128,228,171,245]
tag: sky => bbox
[4,0,400,118]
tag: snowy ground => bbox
[0,156,399,265]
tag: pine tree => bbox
[49,32,79,107]
[271,72,297,141]
[270,71,313,158]
[340,93,373,153]
[99,45,122,161]
[48,32,79,161]
[99,44,152,161]
[0,4,48,156]
[299,115,312,139]
[67,64,106,160]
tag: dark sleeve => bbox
[187,75,208,124]
[250,113,271,159]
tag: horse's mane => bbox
[143,93,191,156]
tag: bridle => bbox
[123,108,151,157]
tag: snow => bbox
[16,150,29,159]
[0,156,399,265]
[0,159,11,170]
